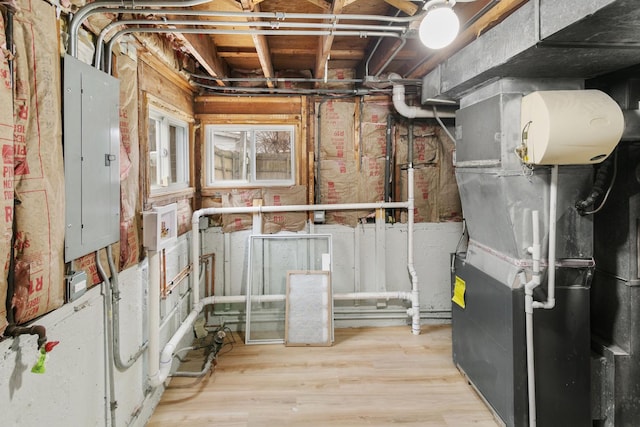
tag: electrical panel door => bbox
[63,55,120,262]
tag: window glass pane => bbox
[169,124,185,185]
[206,125,294,187]
[213,131,247,181]
[148,118,160,187]
[255,130,292,181]
[149,108,189,192]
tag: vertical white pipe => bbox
[525,210,540,427]
[224,232,232,298]
[191,219,200,306]
[407,167,421,335]
[147,250,161,386]
[547,165,558,305]
[375,209,386,293]
[354,227,361,298]
[525,296,537,427]
[533,165,557,310]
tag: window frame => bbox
[205,124,296,188]
[148,106,190,194]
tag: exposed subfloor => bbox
[147,325,500,426]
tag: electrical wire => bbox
[450,218,467,272]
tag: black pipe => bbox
[316,98,326,205]
[6,200,16,326]
[5,324,47,349]
[2,7,48,354]
[384,113,393,220]
[4,7,16,327]
[6,7,14,89]
[408,120,414,166]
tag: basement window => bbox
[148,107,190,193]
[205,125,295,187]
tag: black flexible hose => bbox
[575,152,616,215]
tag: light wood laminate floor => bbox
[147,325,500,427]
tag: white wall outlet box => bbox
[143,203,178,251]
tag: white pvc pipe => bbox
[533,165,557,310]
[190,200,410,307]
[389,73,456,120]
[335,291,412,301]
[530,210,541,279]
[407,168,421,335]
[151,289,417,385]
[525,165,560,426]
[145,182,421,387]
[147,250,161,387]
[524,210,541,427]
[525,292,537,427]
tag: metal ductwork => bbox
[427,2,640,426]
[423,0,640,102]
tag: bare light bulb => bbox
[418,5,460,49]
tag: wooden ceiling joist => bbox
[303,0,332,11]
[384,0,419,16]
[315,0,346,81]
[172,32,228,85]
[240,0,275,88]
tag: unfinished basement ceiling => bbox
[123,0,517,90]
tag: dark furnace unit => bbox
[450,79,620,427]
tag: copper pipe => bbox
[200,253,215,322]
[165,265,192,296]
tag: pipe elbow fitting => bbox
[5,324,48,350]
[532,298,555,310]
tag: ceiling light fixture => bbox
[418,0,460,50]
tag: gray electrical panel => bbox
[63,55,120,262]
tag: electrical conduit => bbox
[95,250,118,427]
[105,245,148,370]
[68,0,213,58]
[94,18,407,68]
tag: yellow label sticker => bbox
[452,276,466,309]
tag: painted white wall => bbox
[0,234,193,427]
[0,222,462,425]
[202,222,463,328]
